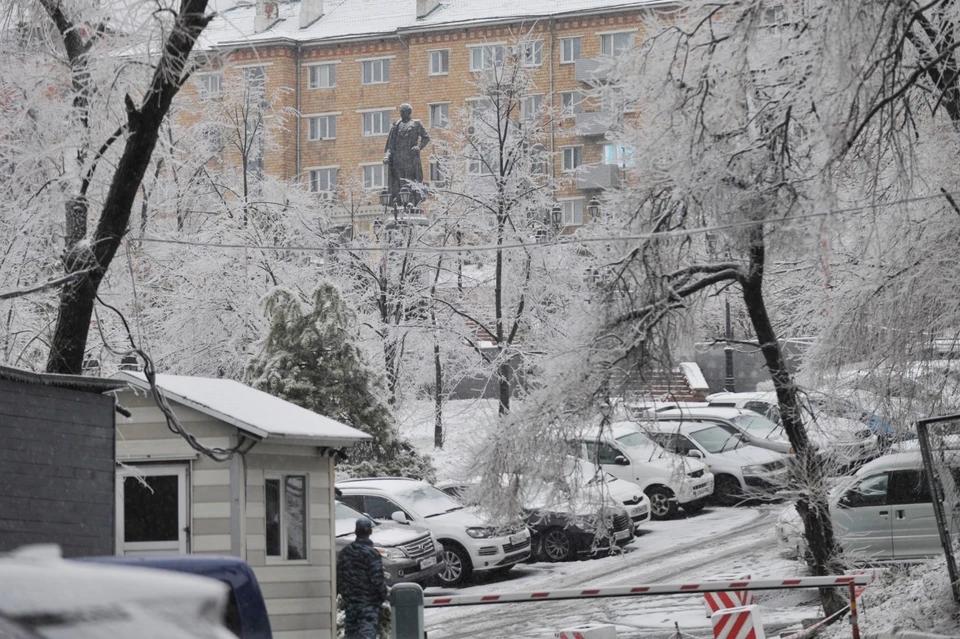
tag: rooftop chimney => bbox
[255,0,280,33]
[416,0,440,19]
[300,0,324,28]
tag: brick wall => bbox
[0,379,116,557]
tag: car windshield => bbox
[394,484,464,518]
[689,425,744,453]
[731,414,783,439]
[615,431,658,450]
[334,501,376,537]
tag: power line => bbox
[130,191,955,256]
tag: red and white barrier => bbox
[557,624,617,639]
[424,574,874,608]
[711,605,764,639]
[704,574,755,617]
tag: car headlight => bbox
[375,546,408,560]
[466,527,494,539]
[742,464,765,475]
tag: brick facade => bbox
[185,4,655,234]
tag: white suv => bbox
[572,422,714,519]
[336,478,531,587]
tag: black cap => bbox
[355,518,373,536]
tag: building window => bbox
[603,143,635,167]
[363,164,385,189]
[468,144,496,175]
[198,73,222,99]
[362,110,391,136]
[521,95,543,122]
[309,167,338,193]
[562,146,583,171]
[560,91,583,116]
[308,63,336,89]
[469,44,505,72]
[429,103,449,129]
[522,40,543,66]
[265,475,307,561]
[562,199,585,226]
[242,66,266,98]
[308,114,337,140]
[560,37,581,64]
[429,157,447,185]
[600,32,635,57]
[429,49,449,75]
[362,58,391,84]
[468,97,494,123]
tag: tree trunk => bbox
[739,225,845,616]
[434,338,443,448]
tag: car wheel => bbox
[539,528,576,562]
[713,475,742,506]
[645,486,679,520]
[437,542,473,588]
[682,499,705,514]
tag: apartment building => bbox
[189,0,663,235]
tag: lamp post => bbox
[587,197,601,222]
[724,298,736,392]
[551,204,562,231]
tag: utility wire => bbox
[129,191,957,256]
[94,294,252,462]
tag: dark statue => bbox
[383,103,431,207]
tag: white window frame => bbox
[307,166,339,193]
[197,73,222,99]
[428,157,447,185]
[602,143,635,168]
[560,36,582,64]
[307,62,338,89]
[116,465,188,556]
[362,163,386,189]
[428,49,450,76]
[522,39,544,67]
[468,43,506,72]
[599,30,636,57]
[429,102,450,128]
[307,113,338,141]
[361,57,391,85]
[560,198,585,226]
[361,110,392,137]
[560,90,583,116]
[521,94,543,122]
[561,146,583,172]
[264,473,310,564]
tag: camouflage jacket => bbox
[337,537,388,605]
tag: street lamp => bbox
[378,188,391,209]
[587,197,601,221]
[399,185,412,207]
[551,204,562,230]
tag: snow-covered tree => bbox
[246,283,433,479]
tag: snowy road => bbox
[423,505,821,639]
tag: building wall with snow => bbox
[0,367,119,558]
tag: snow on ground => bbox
[821,559,960,638]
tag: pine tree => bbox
[246,284,433,480]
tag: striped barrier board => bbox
[705,574,754,617]
[711,605,764,639]
[424,575,875,607]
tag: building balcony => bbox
[575,110,612,137]
[575,57,614,84]
[577,164,621,191]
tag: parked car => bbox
[641,419,789,504]
[654,405,793,454]
[437,469,638,563]
[572,457,653,525]
[78,554,271,639]
[777,451,960,561]
[334,499,444,586]
[571,422,714,519]
[336,478,531,587]
[2,545,237,639]
[705,391,883,466]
